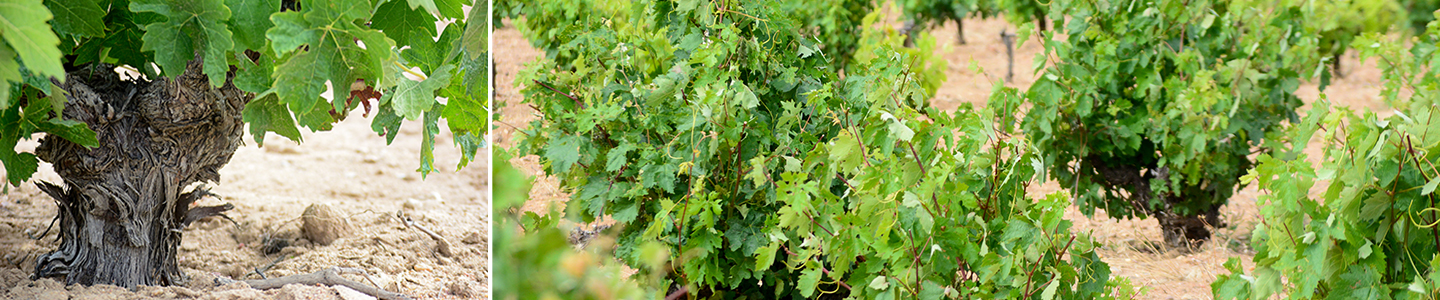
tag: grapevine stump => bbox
[1090,155,1227,249]
[31,59,249,288]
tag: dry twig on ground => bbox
[397,212,453,257]
[216,266,410,300]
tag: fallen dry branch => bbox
[397,212,453,257]
[215,267,410,300]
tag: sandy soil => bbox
[0,110,491,299]
[495,12,1392,300]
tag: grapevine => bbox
[1214,13,1440,299]
[1009,0,1323,248]
[509,0,1128,297]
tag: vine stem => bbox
[393,61,428,81]
[805,212,838,238]
[664,287,689,300]
[898,226,924,296]
[839,105,873,167]
[531,79,582,107]
[907,141,947,217]
[1403,135,1440,252]
[1024,235,1077,299]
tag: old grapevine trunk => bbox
[1089,155,1226,249]
[31,59,248,287]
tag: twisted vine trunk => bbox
[1089,156,1225,249]
[32,59,249,288]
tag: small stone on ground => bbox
[302,203,355,245]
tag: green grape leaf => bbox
[437,54,486,149]
[266,11,312,54]
[1041,278,1060,300]
[265,0,395,116]
[271,51,325,113]
[0,43,21,110]
[44,0,106,37]
[744,156,766,186]
[606,143,636,172]
[371,103,403,145]
[0,103,35,186]
[869,276,889,290]
[733,80,758,109]
[403,0,439,17]
[0,149,37,186]
[460,2,485,60]
[1423,175,1440,195]
[546,135,584,175]
[754,244,777,270]
[798,268,821,298]
[432,0,464,19]
[612,200,638,222]
[797,44,815,58]
[419,103,441,176]
[0,0,66,80]
[102,20,153,77]
[131,0,235,87]
[35,118,98,148]
[1358,192,1389,221]
[241,92,302,145]
[402,24,458,75]
[373,0,437,51]
[225,0,279,51]
[451,132,481,169]
[441,69,483,171]
[641,163,677,193]
[293,95,334,131]
[829,131,863,170]
[458,51,486,100]
[234,49,276,93]
[441,84,483,134]
[392,64,454,120]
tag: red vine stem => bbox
[531,79,582,107]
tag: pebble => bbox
[302,203,355,246]
[462,232,483,244]
[448,280,483,298]
[413,263,433,272]
[277,283,339,300]
[372,273,400,291]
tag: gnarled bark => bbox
[1088,155,1226,250]
[32,59,249,288]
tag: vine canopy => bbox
[0,0,489,185]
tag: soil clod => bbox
[447,280,482,298]
[302,204,355,246]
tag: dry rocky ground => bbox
[0,110,490,299]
